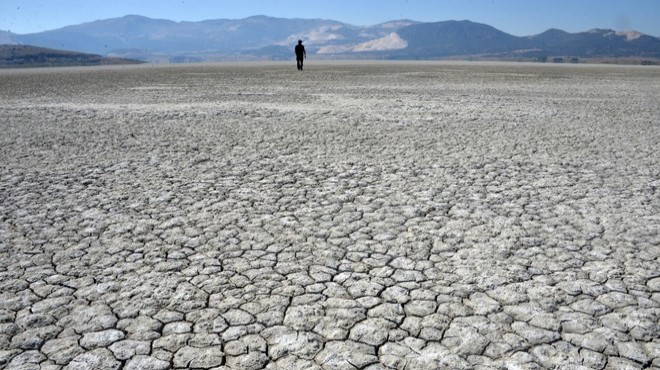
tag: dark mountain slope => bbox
[0,44,143,68]
[397,20,529,57]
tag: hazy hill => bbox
[0,45,144,68]
[0,31,15,44]
[4,15,659,62]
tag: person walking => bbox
[295,40,306,71]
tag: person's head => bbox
[298,40,302,45]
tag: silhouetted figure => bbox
[295,40,306,70]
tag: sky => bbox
[1,0,659,37]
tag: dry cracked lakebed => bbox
[0,61,659,369]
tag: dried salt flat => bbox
[0,61,659,369]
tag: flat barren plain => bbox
[1,61,659,369]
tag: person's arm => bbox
[304,47,307,58]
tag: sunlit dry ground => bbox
[1,61,659,369]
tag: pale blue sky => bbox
[1,0,659,36]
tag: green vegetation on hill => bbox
[0,45,144,68]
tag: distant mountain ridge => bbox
[2,15,659,62]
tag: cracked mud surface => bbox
[0,61,659,369]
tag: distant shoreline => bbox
[0,45,145,69]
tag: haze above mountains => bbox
[2,15,659,63]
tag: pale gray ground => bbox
[0,61,659,369]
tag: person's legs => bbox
[297,58,303,70]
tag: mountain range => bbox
[2,15,659,63]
